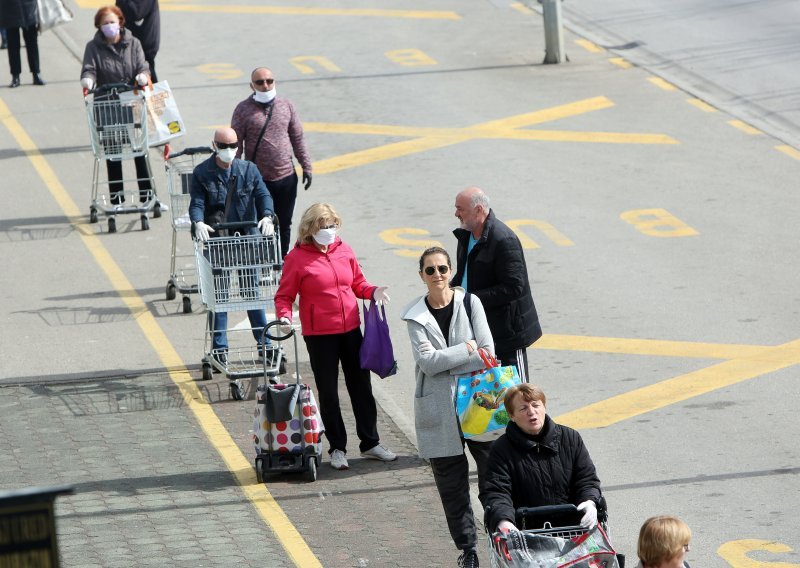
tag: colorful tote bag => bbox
[456,350,520,438]
[253,383,324,456]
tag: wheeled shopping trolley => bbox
[164,146,214,313]
[489,505,624,568]
[195,223,282,399]
[84,82,161,233]
[253,321,324,482]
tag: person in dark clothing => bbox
[483,383,602,534]
[1,0,44,88]
[115,0,160,82]
[451,187,542,382]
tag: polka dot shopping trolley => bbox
[253,322,324,482]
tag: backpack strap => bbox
[464,291,473,326]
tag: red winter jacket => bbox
[275,239,376,336]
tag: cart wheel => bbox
[279,356,287,376]
[255,457,264,484]
[230,379,244,401]
[201,363,213,381]
[108,217,116,233]
[153,202,162,218]
[90,208,98,224]
[182,296,192,314]
[166,283,177,301]
[141,215,150,231]
[303,457,317,482]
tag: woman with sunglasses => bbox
[274,203,396,472]
[400,246,495,568]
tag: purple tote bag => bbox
[359,299,398,378]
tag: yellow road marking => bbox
[0,97,322,568]
[511,2,533,14]
[775,145,800,160]
[576,39,603,53]
[76,0,459,19]
[609,57,632,69]
[687,98,717,112]
[648,77,678,91]
[555,338,800,430]
[728,120,762,135]
[718,539,800,567]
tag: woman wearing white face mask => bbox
[80,5,153,206]
[274,203,396,471]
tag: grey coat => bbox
[80,29,148,87]
[400,288,494,459]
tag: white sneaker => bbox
[361,444,397,462]
[330,449,349,470]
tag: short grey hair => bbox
[471,191,490,212]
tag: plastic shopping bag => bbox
[456,351,520,438]
[37,0,73,31]
[143,81,186,146]
[359,300,397,378]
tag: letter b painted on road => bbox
[620,208,699,237]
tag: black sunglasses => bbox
[424,265,449,276]
[253,78,275,86]
[215,142,237,149]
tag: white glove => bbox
[577,500,598,529]
[80,77,94,91]
[258,216,275,237]
[373,286,390,304]
[418,340,435,355]
[194,221,214,242]
[497,520,519,534]
[278,317,293,336]
[135,73,149,87]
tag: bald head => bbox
[455,187,490,237]
[213,127,237,145]
[251,67,273,81]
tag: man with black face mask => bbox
[231,67,313,259]
[189,127,276,372]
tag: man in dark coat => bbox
[0,0,44,87]
[451,186,542,381]
[483,383,602,534]
[115,0,160,81]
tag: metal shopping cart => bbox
[164,146,214,313]
[489,504,624,568]
[84,83,161,233]
[195,222,283,399]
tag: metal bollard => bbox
[540,0,566,64]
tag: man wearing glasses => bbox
[451,186,542,381]
[231,67,313,259]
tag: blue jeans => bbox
[209,309,268,352]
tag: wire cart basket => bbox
[195,224,282,399]
[84,83,162,233]
[164,146,214,313]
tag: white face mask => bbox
[253,88,276,104]
[313,227,337,246]
[100,23,120,39]
[216,147,236,164]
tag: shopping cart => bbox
[164,146,214,313]
[488,504,624,568]
[195,222,282,399]
[84,82,161,233]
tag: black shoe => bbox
[9,75,20,88]
[32,73,45,86]
[457,549,479,568]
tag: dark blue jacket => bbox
[189,156,274,235]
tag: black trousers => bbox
[107,156,153,204]
[6,26,39,75]
[146,56,158,83]
[429,439,493,551]
[496,346,530,383]
[265,172,298,259]
[303,328,380,454]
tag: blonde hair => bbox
[638,516,692,567]
[296,203,342,244]
[504,383,547,415]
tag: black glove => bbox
[302,171,312,190]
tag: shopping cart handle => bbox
[263,320,294,342]
[515,504,582,529]
[170,146,214,159]
[90,82,135,96]
[211,221,258,232]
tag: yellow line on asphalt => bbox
[510,2,533,14]
[648,77,678,91]
[687,98,717,112]
[775,145,800,160]
[533,334,770,359]
[555,338,800,430]
[0,97,322,568]
[727,120,762,135]
[609,57,632,69]
[575,39,603,53]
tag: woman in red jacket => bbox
[274,203,396,471]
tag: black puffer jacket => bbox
[452,210,542,352]
[116,0,160,59]
[483,416,601,532]
[0,0,38,28]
